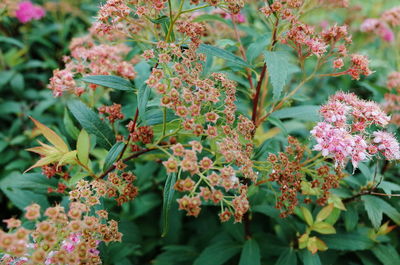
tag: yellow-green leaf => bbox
[299,234,309,249]
[312,222,336,234]
[30,117,68,153]
[77,129,90,166]
[58,150,78,167]
[316,238,328,252]
[316,204,334,222]
[301,207,314,226]
[307,237,318,254]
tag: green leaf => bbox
[271,105,320,121]
[344,204,359,231]
[162,173,177,237]
[0,70,15,87]
[263,51,291,101]
[135,61,151,121]
[320,232,374,250]
[193,241,241,265]
[0,36,24,48]
[10,73,24,91]
[298,250,321,265]
[67,100,115,149]
[77,129,90,166]
[247,34,270,64]
[103,142,125,171]
[239,239,261,265]
[268,116,288,137]
[80,75,134,91]
[362,195,400,227]
[371,244,400,265]
[197,44,252,69]
[311,222,336,234]
[275,248,297,265]
[154,245,197,265]
[63,108,80,140]
[0,172,57,210]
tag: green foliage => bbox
[68,100,115,149]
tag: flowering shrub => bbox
[1,0,400,264]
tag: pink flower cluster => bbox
[387,72,400,90]
[311,92,399,168]
[15,1,45,23]
[382,6,400,27]
[360,18,394,43]
[49,34,136,97]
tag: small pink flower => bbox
[15,1,45,24]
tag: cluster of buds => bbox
[98,103,125,124]
[49,34,136,97]
[261,1,372,80]
[268,137,342,217]
[260,0,303,21]
[127,120,154,146]
[382,72,400,125]
[70,169,138,206]
[311,92,400,169]
[165,140,251,222]
[0,202,120,264]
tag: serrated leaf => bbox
[316,204,334,222]
[263,51,290,101]
[362,195,400,228]
[239,239,261,265]
[67,100,115,149]
[311,222,336,234]
[197,44,252,68]
[80,75,134,91]
[275,248,297,265]
[30,117,68,153]
[193,241,241,265]
[103,142,125,171]
[247,34,270,63]
[77,129,90,166]
[162,173,177,237]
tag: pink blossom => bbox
[360,18,394,43]
[373,131,400,160]
[15,1,45,24]
[311,92,399,169]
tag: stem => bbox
[251,63,267,127]
[162,107,167,137]
[75,159,97,178]
[232,17,254,91]
[165,0,185,42]
[118,108,139,161]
